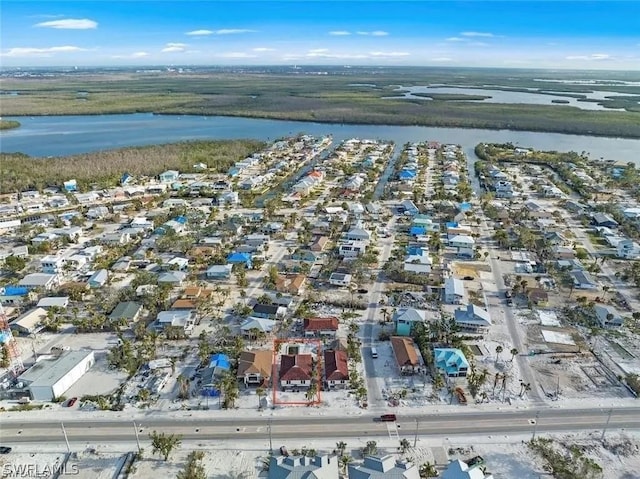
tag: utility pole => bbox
[60,422,70,453]
[133,421,141,453]
[601,408,613,442]
[413,419,419,448]
[268,418,273,454]
[531,411,540,440]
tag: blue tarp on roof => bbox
[174,215,187,224]
[406,246,425,256]
[446,221,459,229]
[3,286,28,296]
[227,252,252,263]
[209,353,230,371]
[459,202,472,212]
[398,170,417,179]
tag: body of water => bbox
[1,113,639,165]
[388,85,634,110]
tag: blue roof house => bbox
[406,245,426,256]
[409,226,426,237]
[227,166,240,177]
[227,252,252,269]
[398,170,417,180]
[63,179,77,192]
[200,353,231,397]
[434,348,469,377]
[121,172,133,186]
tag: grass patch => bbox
[528,437,603,479]
[0,119,20,130]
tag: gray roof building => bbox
[348,455,420,479]
[268,455,339,479]
[109,301,143,323]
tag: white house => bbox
[444,277,465,304]
[449,235,475,249]
[454,304,491,332]
[206,264,233,279]
[40,255,66,275]
[18,273,59,291]
[156,310,196,334]
[338,241,367,258]
[329,272,352,287]
[616,239,640,259]
[404,255,432,274]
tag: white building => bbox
[617,239,640,259]
[403,255,432,274]
[329,272,352,287]
[338,241,367,258]
[444,277,465,304]
[40,255,66,274]
[19,350,95,401]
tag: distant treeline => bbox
[0,139,264,194]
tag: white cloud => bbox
[161,43,188,53]
[329,31,351,36]
[219,52,257,58]
[431,57,454,62]
[469,42,489,47]
[1,45,86,57]
[131,52,149,58]
[306,50,367,59]
[369,51,410,57]
[566,53,611,61]
[252,47,275,52]
[186,29,214,36]
[214,29,256,35]
[35,18,97,29]
[309,48,329,53]
[357,30,389,36]
[446,37,465,42]
[461,31,495,37]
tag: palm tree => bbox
[398,438,411,456]
[339,455,352,473]
[177,375,191,400]
[495,345,503,363]
[256,386,265,409]
[510,348,519,362]
[336,441,347,456]
[419,462,439,478]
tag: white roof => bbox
[441,459,494,479]
[36,297,69,308]
[10,307,47,332]
[445,277,464,296]
[19,350,94,388]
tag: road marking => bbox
[387,422,399,440]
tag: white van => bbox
[371,348,378,358]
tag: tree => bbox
[509,348,519,362]
[177,450,206,479]
[177,375,191,400]
[363,441,377,456]
[398,438,411,455]
[4,255,26,273]
[256,386,266,409]
[419,462,439,478]
[336,441,347,456]
[495,345,503,363]
[149,431,182,461]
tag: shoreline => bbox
[3,111,640,140]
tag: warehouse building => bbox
[18,350,95,401]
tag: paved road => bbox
[362,216,397,407]
[3,407,637,444]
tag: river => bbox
[1,113,639,164]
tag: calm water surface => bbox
[1,113,639,164]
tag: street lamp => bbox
[601,408,613,442]
[531,411,540,440]
[267,418,273,454]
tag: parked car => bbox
[379,413,397,422]
[462,276,474,281]
[66,397,78,407]
[0,446,12,454]
[357,288,368,294]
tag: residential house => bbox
[348,455,420,479]
[403,254,432,274]
[553,246,576,260]
[527,288,549,306]
[454,304,492,332]
[591,212,619,228]
[310,236,330,252]
[329,272,352,287]
[494,180,513,198]
[205,264,233,279]
[157,271,187,286]
[279,354,314,390]
[268,455,338,479]
[275,274,306,295]
[390,336,420,375]
[108,301,143,324]
[9,307,47,335]
[237,350,272,386]
[240,317,276,339]
[444,277,465,304]
[324,350,349,389]
[570,270,598,289]
[441,459,494,479]
[18,273,59,291]
[252,303,286,319]
[227,252,253,269]
[449,234,475,249]
[88,269,109,288]
[289,249,321,264]
[338,241,367,258]
[393,308,426,336]
[200,353,231,390]
[434,348,469,378]
[171,298,197,310]
[159,170,180,183]
[617,239,640,259]
[303,317,339,338]
[101,232,131,245]
[345,227,371,241]
[40,255,66,275]
[36,296,69,309]
[156,310,196,334]
[594,304,624,329]
[400,199,419,216]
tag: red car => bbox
[66,397,78,407]
[379,414,397,422]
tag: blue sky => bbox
[1,1,639,69]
